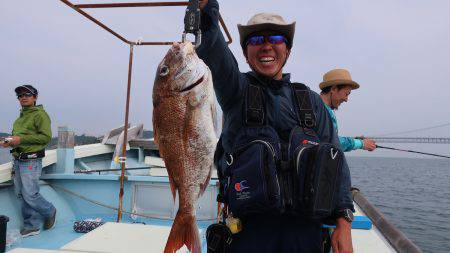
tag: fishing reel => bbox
[182,0,202,48]
[206,223,233,253]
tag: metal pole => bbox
[219,14,233,44]
[75,2,189,8]
[117,44,134,222]
[59,0,133,45]
[60,0,233,45]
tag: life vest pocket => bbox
[227,140,281,217]
[294,143,343,219]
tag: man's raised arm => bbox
[196,0,245,110]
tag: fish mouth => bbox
[179,75,204,92]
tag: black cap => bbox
[15,85,38,96]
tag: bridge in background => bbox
[365,137,450,144]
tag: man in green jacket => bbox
[0,85,56,237]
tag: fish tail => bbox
[164,211,201,253]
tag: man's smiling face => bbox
[245,32,289,80]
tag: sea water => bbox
[348,156,450,253]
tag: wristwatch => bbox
[336,209,354,223]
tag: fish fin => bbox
[152,118,160,150]
[153,121,164,158]
[211,102,218,133]
[167,172,177,202]
[164,212,201,253]
[198,165,212,198]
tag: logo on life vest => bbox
[302,139,318,145]
[330,148,339,159]
[234,180,250,192]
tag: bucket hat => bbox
[319,69,360,90]
[238,13,295,50]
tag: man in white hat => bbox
[197,1,354,252]
[319,69,377,152]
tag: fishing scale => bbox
[182,0,202,47]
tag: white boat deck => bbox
[9,222,191,253]
[10,213,394,253]
[353,206,395,253]
[61,222,191,253]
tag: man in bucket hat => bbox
[319,69,377,152]
[197,1,354,252]
[1,85,56,237]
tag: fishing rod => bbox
[74,165,166,174]
[354,136,450,158]
[376,145,450,159]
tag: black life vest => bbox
[214,75,344,220]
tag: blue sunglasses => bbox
[246,35,287,46]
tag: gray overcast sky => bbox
[1,0,449,157]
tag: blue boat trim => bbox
[323,216,373,230]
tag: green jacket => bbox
[11,105,52,157]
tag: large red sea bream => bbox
[152,42,217,253]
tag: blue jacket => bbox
[196,0,353,211]
[325,105,364,152]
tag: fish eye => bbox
[160,65,169,76]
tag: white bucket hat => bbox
[237,13,295,49]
